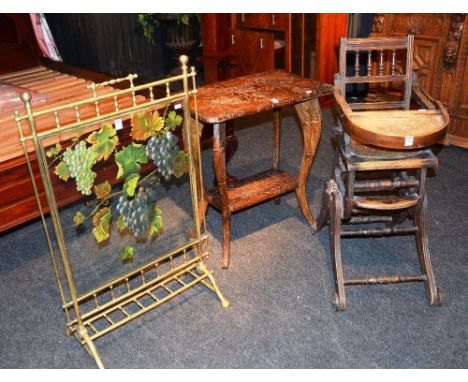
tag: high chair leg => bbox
[327,180,347,311]
[414,195,443,305]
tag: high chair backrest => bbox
[337,35,414,111]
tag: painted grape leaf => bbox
[164,111,183,132]
[72,211,86,226]
[121,246,134,261]
[131,111,164,141]
[46,142,62,158]
[149,207,163,237]
[94,181,111,200]
[173,151,189,178]
[86,124,118,161]
[123,174,140,197]
[115,143,148,179]
[54,161,71,181]
[92,207,111,243]
[116,215,127,232]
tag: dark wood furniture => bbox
[0,14,152,233]
[193,70,332,268]
[315,36,446,310]
[370,13,468,148]
[0,14,41,75]
[201,13,348,85]
[0,64,146,233]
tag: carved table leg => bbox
[212,123,232,269]
[293,98,322,230]
[272,109,281,205]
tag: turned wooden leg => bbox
[414,194,442,305]
[221,211,232,269]
[212,123,232,269]
[272,109,281,205]
[327,180,346,311]
[293,98,322,230]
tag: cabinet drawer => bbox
[236,13,288,30]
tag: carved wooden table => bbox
[192,70,332,268]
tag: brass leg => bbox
[212,123,232,269]
[76,325,104,369]
[196,262,231,308]
[414,195,442,305]
[293,99,322,230]
[272,109,281,205]
[327,180,346,311]
[190,117,208,227]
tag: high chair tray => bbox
[334,89,450,150]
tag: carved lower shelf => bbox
[206,168,298,213]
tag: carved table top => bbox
[192,70,333,124]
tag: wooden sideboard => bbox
[201,13,348,85]
[370,13,468,148]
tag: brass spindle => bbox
[354,51,360,76]
[169,256,174,271]
[109,285,115,300]
[367,51,372,76]
[119,307,130,317]
[166,83,171,97]
[129,75,136,107]
[113,95,119,112]
[103,314,114,325]
[149,86,154,101]
[54,111,60,129]
[140,270,146,284]
[74,106,81,122]
[391,49,397,75]
[125,277,131,292]
[93,293,100,308]
[379,50,384,76]
[155,264,160,278]
[88,83,101,117]
[148,291,159,301]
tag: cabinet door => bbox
[230,28,274,77]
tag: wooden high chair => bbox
[315,35,449,311]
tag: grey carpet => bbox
[0,107,467,368]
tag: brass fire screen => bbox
[15,56,229,368]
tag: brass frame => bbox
[15,56,229,368]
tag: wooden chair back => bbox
[337,35,414,111]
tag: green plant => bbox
[48,108,189,262]
[137,14,192,45]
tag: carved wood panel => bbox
[412,39,439,93]
[370,13,468,148]
[390,14,444,36]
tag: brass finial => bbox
[21,92,32,103]
[179,55,189,65]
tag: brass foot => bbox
[76,325,105,369]
[197,262,230,308]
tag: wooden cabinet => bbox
[370,13,468,148]
[201,14,348,85]
[229,28,275,77]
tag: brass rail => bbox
[16,56,229,368]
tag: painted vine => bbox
[47,109,190,262]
